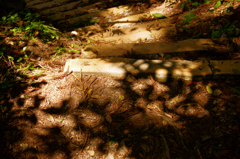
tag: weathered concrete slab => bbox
[88,26,176,44]
[81,39,216,58]
[75,16,175,37]
[85,17,176,43]
[26,0,49,7]
[40,1,83,15]
[64,58,240,81]
[52,2,106,21]
[59,5,131,24]
[29,0,67,10]
[209,60,240,77]
[64,58,209,81]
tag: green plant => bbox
[210,20,239,38]
[0,47,6,60]
[20,62,35,73]
[1,10,61,42]
[181,12,199,25]
[54,47,66,57]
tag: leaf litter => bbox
[1,0,240,159]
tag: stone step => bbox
[39,1,84,15]
[64,57,240,82]
[28,0,68,10]
[26,0,50,7]
[52,2,107,21]
[80,39,219,58]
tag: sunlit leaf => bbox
[214,0,221,9]
[206,86,213,94]
[162,120,168,126]
[204,0,211,4]
[88,89,93,94]
[147,104,152,109]
[119,95,124,101]
[34,31,39,36]
[47,113,54,122]
[17,58,22,62]
[152,13,166,19]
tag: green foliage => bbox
[210,20,239,38]
[0,47,6,59]
[1,9,61,42]
[54,47,66,57]
[214,0,222,9]
[204,0,211,4]
[191,2,199,6]
[181,2,188,8]
[152,13,166,19]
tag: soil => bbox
[1,0,240,159]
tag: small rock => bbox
[87,150,95,156]
[71,31,78,36]
[213,89,222,96]
[105,152,115,159]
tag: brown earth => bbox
[1,0,240,159]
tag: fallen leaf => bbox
[20,143,28,151]
[147,104,152,109]
[213,89,222,96]
[88,89,93,94]
[105,115,112,123]
[119,95,124,101]
[34,31,39,37]
[47,113,54,122]
[91,95,99,98]
[206,86,213,94]
[152,13,166,19]
[87,150,95,156]
[162,120,168,126]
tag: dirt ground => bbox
[1,70,240,159]
[1,0,240,159]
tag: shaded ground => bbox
[1,72,240,159]
[1,0,240,159]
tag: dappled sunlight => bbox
[1,0,240,158]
